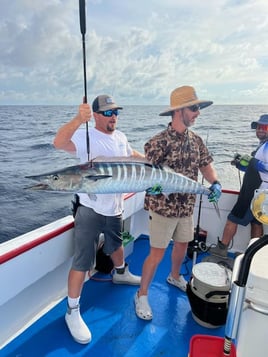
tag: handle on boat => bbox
[205,290,229,299]
[79,0,90,160]
[223,234,268,355]
[247,301,268,315]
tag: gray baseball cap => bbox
[92,95,123,112]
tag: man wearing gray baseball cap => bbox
[54,94,143,344]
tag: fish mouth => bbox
[24,183,52,191]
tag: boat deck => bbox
[2,236,226,357]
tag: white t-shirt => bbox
[71,127,133,216]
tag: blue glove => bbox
[208,181,222,203]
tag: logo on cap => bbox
[105,97,114,104]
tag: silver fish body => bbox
[26,157,211,196]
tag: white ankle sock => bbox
[115,263,125,270]
[68,296,80,308]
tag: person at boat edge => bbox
[53,94,143,344]
[134,85,221,321]
[210,114,268,258]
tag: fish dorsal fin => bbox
[91,156,172,170]
[91,156,150,164]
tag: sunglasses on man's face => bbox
[187,105,200,112]
[98,109,119,117]
[257,124,268,131]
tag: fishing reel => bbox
[187,229,208,259]
[231,153,252,171]
[231,153,242,166]
[251,189,268,224]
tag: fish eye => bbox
[52,175,59,181]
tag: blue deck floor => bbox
[2,236,226,357]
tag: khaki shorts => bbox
[149,209,194,249]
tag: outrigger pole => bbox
[79,0,90,161]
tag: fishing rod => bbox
[191,176,207,267]
[191,131,210,267]
[79,0,90,161]
[238,169,242,189]
[215,159,243,188]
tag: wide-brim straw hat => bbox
[159,86,213,116]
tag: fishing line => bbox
[214,160,234,165]
[238,169,242,188]
[79,0,90,161]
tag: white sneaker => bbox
[112,264,141,285]
[167,274,187,292]
[65,305,92,344]
[134,291,153,320]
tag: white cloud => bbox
[0,0,268,105]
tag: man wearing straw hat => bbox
[134,85,222,320]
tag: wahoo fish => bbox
[25,157,211,196]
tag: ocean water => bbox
[1,104,268,243]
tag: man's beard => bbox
[106,124,115,132]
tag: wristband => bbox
[212,180,221,186]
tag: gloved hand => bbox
[240,154,252,167]
[231,153,241,167]
[208,181,222,203]
[231,153,252,172]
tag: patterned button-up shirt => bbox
[144,123,213,217]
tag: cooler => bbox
[234,243,268,357]
[186,262,232,328]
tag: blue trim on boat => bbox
[2,236,225,357]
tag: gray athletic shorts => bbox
[149,209,194,249]
[72,205,123,271]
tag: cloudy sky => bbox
[1,0,268,105]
